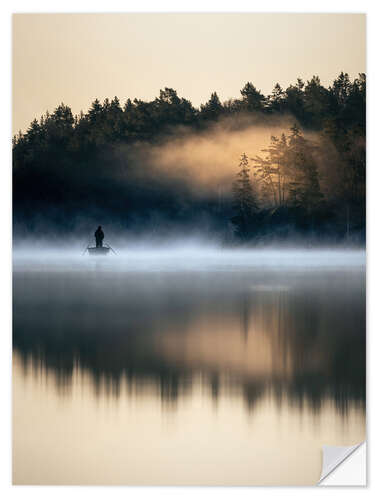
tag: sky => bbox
[12,13,366,135]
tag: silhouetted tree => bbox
[268,83,286,112]
[231,153,259,239]
[253,133,288,206]
[286,125,323,213]
[303,76,330,129]
[284,78,305,122]
[240,82,266,112]
[200,92,223,121]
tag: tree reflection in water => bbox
[13,268,365,416]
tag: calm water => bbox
[13,250,366,485]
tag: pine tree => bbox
[240,82,266,112]
[268,83,285,112]
[286,125,323,213]
[253,134,288,206]
[200,92,223,121]
[231,153,259,239]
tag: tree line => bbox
[13,72,365,242]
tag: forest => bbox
[13,72,366,244]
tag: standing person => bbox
[95,226,104,248]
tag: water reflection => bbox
[13,268,365,415]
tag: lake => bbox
[13,249,366,485]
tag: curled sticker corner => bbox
[318,442,365,484]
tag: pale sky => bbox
[13,13,366,135]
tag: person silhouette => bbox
[95,226,104,248]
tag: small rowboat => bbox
[82,242,117,256]
[87,246,111,256]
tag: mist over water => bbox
[13,242,365,271]
[13,245,365,484]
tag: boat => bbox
[87,246,111,256]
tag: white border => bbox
[1,1,373,498]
